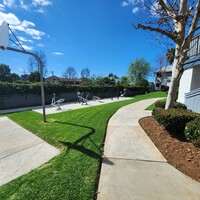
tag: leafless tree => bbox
[80,67,90,79]
[154,54,167,89]
[124,0,200,108]
[28,50,48,77]
[63,66,77,80]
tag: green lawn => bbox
[145,97,167,110]
[0,92,166,200]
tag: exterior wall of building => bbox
[191,66,200,90]
[155,66,172,90]
[177,33,200,112]
[185,88,200,113]
[177,68,193,103]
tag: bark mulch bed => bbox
[139,116,200,182]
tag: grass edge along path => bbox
[0,92,166,200]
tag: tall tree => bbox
[80,67,90,79]
[154,54,167,90]
[0,64,11,82]
[21,74,29,82]
[10,73,20,82]
[120,76,131,87]
[128,58,151,86]
[123,0,200,108]
[62,66,77,80]
[108,73,119,85]
[28,50,48,77]
[28,71,40,82]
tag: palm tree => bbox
[166,48,175,65]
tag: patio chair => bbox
[51,93,65,110]
[120,88,127,97]
[92,95,101,102]
[77,92,89,105]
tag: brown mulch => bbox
[139,116,200,182]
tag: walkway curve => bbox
[97,98,200,200]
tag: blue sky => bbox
[0,0,168,80]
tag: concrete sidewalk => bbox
[97,98,200,200]
[0,97,132,115]
[0,117,60,186]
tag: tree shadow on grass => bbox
[54,121,113,165]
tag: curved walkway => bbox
[97,98,200,200]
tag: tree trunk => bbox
[165,72,181,109]
[165,46,185,109]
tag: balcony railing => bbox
[187,34,200,58]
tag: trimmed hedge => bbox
[184,118,200,147]
[154,100,187,109]
[152,107,198,135]
[155,100,187,110]
[0,82,148,96]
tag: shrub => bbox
[152,107,197,135]
[160,85,169,91]
[174,102,187,109]
[154,100,187,109]
[154,100,166,109]
[184,118,200,147]
[0,82,148,97]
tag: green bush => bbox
[152,107,197,135]
[160,85,169,91]
[174,101,187,109]
[154,100,187,109]
[0,82,148,96]
[184,118,200,147]
[154,100,166,109]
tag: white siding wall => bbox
[191,66,200,90]
[177,68,193,103]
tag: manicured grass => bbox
[0,92,166,200]
[145,93,167,110]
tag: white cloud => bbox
[10,24,25,31]
[132,7,139,13]
[3,0,15,7]
[19,0,30,10]
[52,52,64,56]
[0,11,46,41]
[32,0,52,7]
[21,20,35,28]
[21,44,34,50]
[26,28,45,40]
[16,67,24,72]
[121,0,140,7]
[0,4,5,11]
[0,12,20,25]
[121,2,129,7]
[35,8,45,13]
[37,43,44,47]
[18,36,33,43]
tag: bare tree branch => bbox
[157,0,176,18]
[133,23,176,41]
[187,0,200,41]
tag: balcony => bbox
[184,33,200,69]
